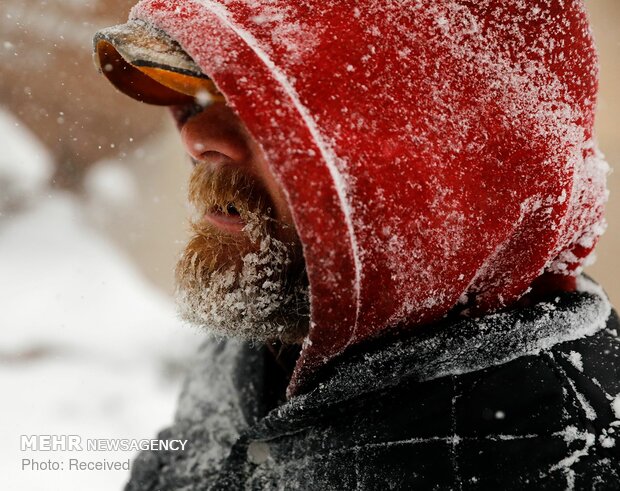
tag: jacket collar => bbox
[250,276,611,439]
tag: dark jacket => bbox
[127,278,620,490]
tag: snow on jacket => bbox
[125,277,620,490]
[126,0,609,394]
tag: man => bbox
[94,1,620,489]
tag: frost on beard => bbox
[175,216,309,344]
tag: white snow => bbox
[575,390,597,421]
[551,426,596,491]
[611,395,620,419]
[599,431,616,448]
[567,351,584,372]
[0,108,197,491]
[83,159,138,209]
[0,108,53,209]
[548,352,596,421]
[600,436,616,448]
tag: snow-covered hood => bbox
[127,0,607,394]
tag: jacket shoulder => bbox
[246,305,620,489]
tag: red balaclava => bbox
[126,0,607,395]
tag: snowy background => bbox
[0,1,619,490]
[0,108,201,490]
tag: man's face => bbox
[173,101,309,344]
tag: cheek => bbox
[270,184,295,227]
[252,149,295,227]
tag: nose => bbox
[180,103,250,165]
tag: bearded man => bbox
[94,1,620,489]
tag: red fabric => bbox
[130,0,607,395]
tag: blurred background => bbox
[0,1,618,490]
[1,2,195,490]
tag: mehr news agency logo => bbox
[20,434,188,472]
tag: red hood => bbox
[129,0,608,395]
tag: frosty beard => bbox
[175,164,309,344]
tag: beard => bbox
[175,163,309,344]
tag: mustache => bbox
[182,161,299,279]
[188,163,273,225]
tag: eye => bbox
[174,102,204,127]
